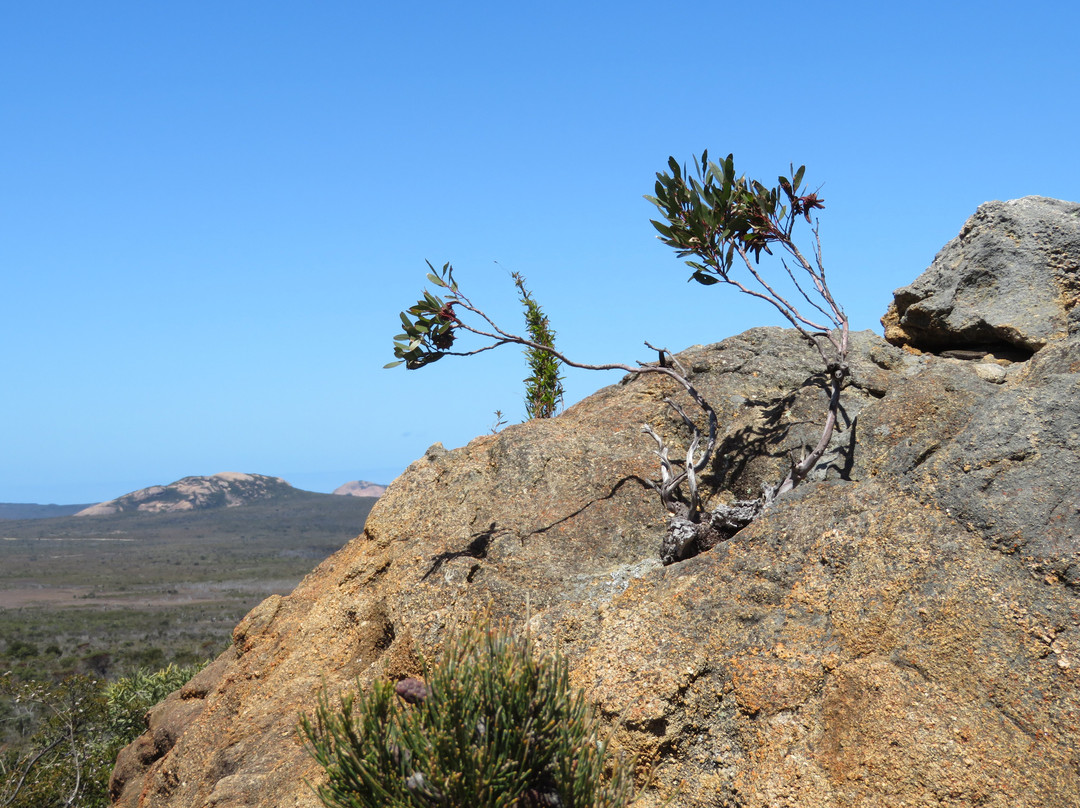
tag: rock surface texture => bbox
[112,199,1080,808]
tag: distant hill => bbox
[331,480,388,498]
[0,486,379,545]
[0,472,387,523]
[76,472,300,516]
[0,502,93,520]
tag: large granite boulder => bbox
[111,200,1080,808]
[882,195,1080,353]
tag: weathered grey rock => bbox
[111,200,1080,808]
[883,196,1080,353]
[973,361,1007,383]
[850,333,1080,588]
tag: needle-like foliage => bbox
[300,622,635,808]
[512,272,564,420]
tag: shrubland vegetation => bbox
[0,493,376,679]
[0,491,377,803]
[0,663,204,807]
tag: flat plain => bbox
[0,491,377,680]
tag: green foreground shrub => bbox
[301,623,635,808]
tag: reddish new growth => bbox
[793,191,825,222]
[431,302,460,349]
[436,302,460,325]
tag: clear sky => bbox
[2,1,1077,505]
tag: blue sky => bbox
[2,1,1077,504]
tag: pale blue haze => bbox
[2,1,1077,503]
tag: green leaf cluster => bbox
[301,622,636,808]
[104,662,207,742]
[645,151,824,283]
[512,272,564,420]
[386,261,462,370]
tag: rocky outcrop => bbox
[882,195,1080,354]
[112,199,1080,808]
[78,473,296,516]
[331,480,387,498]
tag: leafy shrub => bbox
[646,151,848,505]
[104,661,208,742]
[0,662,207,808]
[6,639,38,660]
[301,622,635,808]
[0,673,112,808]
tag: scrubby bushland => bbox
[0,663,205,808]
[388,152,847,563]
[301,622,636,808]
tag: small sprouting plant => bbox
[300,622,635,808]
[512,272,564,420]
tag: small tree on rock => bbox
[387,152,847,564]
[645,152,849,560]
